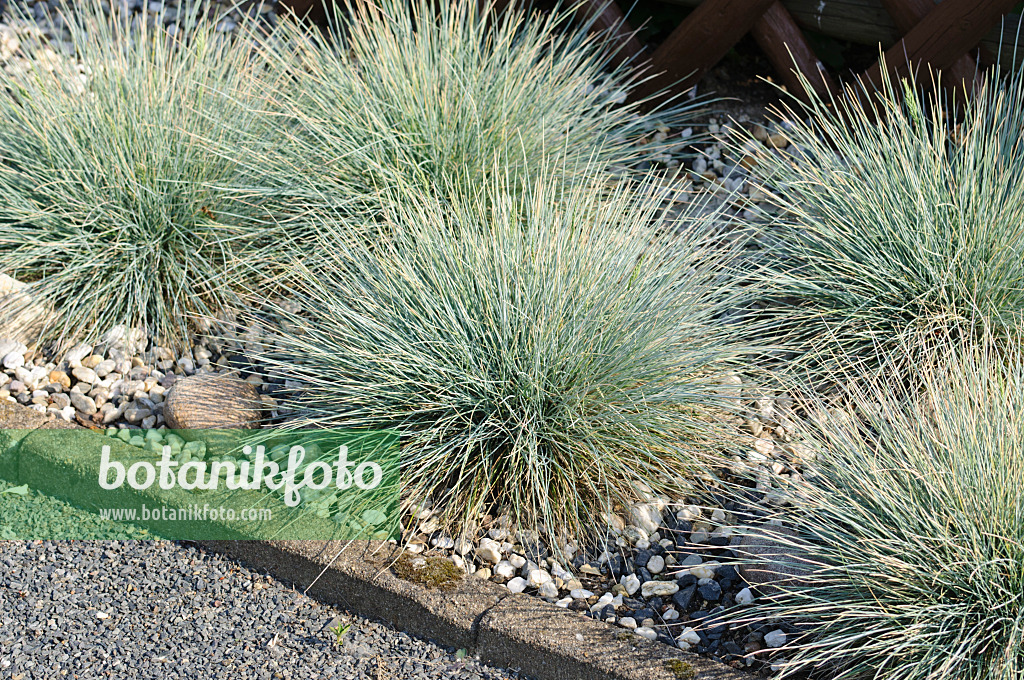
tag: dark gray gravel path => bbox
[0,539,530,680]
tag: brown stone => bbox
[732,526,815,591]
[163,373,262,434]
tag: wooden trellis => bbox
[578,0,1021,103]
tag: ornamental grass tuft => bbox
[728,334,1024,680]
[243,168,751,541]
[0,2,281,349]
[736,62,1024,384]
[240,0,702,224]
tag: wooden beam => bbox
[751,2,840,102]
[860,0,1018,89]
[880,0,982,95]
[575,1,647,66]
[636,0,778,99]
[660,0,1023,67]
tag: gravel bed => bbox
[0,539,532,680]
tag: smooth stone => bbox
[537,581,559,599]
[647,555,665,574]
[629,503,663,535]
[619,616,637,630]
[81,355,104,369]
[764,629,787,648]
[476,541,502,565]
[506,577,527,594]
[620,573,640,596]
[677,627,701,647]
[124,405,152,424]
[640,580,679,598]
[493,561,515,579]
[163,374,262,433]
[2,352,25,370]
[94,359,117,378]
[733,527,814,591]
[526,569,552,588]
[689,562,718,580]
[70,391,97,415]
[72,366,98,384]
[633,627,657,641]
[680,554,703,567]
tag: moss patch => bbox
[664,658,696,680]
[392,553,463,591]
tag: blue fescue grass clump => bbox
[239,0,703,223]
[242,168,751,540]
[0,2,281,349]
[728,335,1024,680]
[736,63,1024,384]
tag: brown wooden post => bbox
[575,0,647,67]
[861,0,1019,90]
[880,0,983,97]
[636,0,778,100]
[750,2,840,103]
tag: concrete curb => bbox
[0,403,747,680]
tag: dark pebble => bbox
[672,585,696,611]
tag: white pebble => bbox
[589,592,615,612]
[640,580,678,598]
[689,562,718,580]
[619,616,637,630]
[647,555,665,574]
[476,540,501,564]
[620,573,640,596]
[570,588,593,599]
[677,505,701,521]
[526,569,552,588]
[72,366,98,384]
[506,577,527,594]
[554,597,572,608]
[2,352,24,370]
[508,554,526,569]
[677,627,700,649]
[735,587,754,605]
[764,629,787,648]
[633,627,657,641]
[537,581,559,599]
[493,561,515,579]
